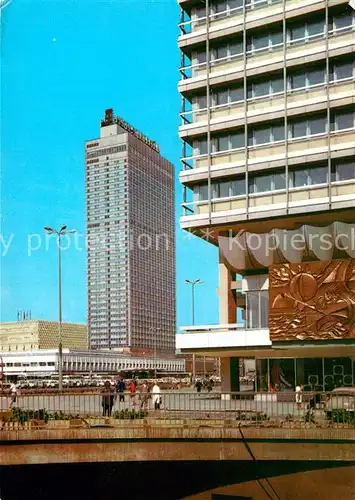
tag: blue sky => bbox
[1,0,218,329]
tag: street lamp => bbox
[44,225,76,391]
[185,279,203,382]
[184,279,203,325]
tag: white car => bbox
[325,387,355,418]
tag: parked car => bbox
[325,387,355,419]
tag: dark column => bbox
[230,357,240,393]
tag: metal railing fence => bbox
[0,390,354,429]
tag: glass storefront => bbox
[255,357,355,391]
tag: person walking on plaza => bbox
[207,378,214,393]
[102,380,115,417]
[116,377,126,403]
[128,379,137,408]
[138,381,150,410]
[9,381,18,408]
[152,381,161,410]
[295,384,302,410]
[195,379,202,395]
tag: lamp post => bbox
[44,225,76,391]
[185,279,203,381]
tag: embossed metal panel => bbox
[269,259,355,341]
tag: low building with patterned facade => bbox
[0,349,185,377]
[0,321,87,352]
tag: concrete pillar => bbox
[218,255,236,324]
[219,254,238,399]
[221,358,231,397]
[221,357,240,399]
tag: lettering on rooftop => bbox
[101,108,160,153]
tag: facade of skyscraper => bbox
[177,0,355,393]
[86,109,175,352]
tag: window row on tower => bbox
[192,159,355,201]
[187,56,353,113]
[181,5,354,79]
[191,107,354,156]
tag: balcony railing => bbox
[181,178,355,218]
[180,127,355,171]
[179,25,355,81]
[179,0,282,36]
[180,77,354,126]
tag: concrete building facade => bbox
[0,321,87,352]
[0,349,185,377]
[177,0,355,393]
[86,109,175,353]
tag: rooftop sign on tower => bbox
[101,108,160,153]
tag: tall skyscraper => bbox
[177,0,355,392]
[86,109,175,353]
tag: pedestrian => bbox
[101,380,115,417]
[138,381,149,410]
[295,384,302,410]
[116,377,126,403]
[309,394,316,410]
[195,379,202,395]
[152,381,161,410]
[9,381,18,408]
[128,379,136,408]
[207,378,213,393]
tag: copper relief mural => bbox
[269,259,355,341]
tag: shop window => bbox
[270,359,295,391]
[256,359,268,392]
[324,357,353,390]
[245,290,268,328]
[296,358,324,391]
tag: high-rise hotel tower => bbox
[86,109,175,353]
[177,0,355,392]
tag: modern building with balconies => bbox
[177,0,355,394]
